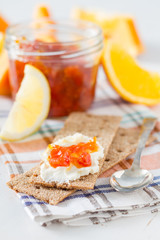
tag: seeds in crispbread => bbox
[29,112,121,190]
[99,128,155,174]
[7,128,155,205]
[7,167,74,205]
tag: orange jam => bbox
[6,21,103,117]
[8,40,99,117]
[48,137,98,168]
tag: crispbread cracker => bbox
[99,128,156,174]
[7,128,155,205]
[7,167,74,205]
[29,112,121,190]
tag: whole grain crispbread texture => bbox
[29,112,121,190]
[99,127,156,174]
[7,167,74,205]
[7,128,155,205]
[29,127,155,190]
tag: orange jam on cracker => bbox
[48,137,98,168]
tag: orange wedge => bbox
[33,4,51,18]
[0,64,51,141]
[0,49,10,95]
[0,32,10,96]
[0,14,10,95]
[33,4,56,43]
[102,41,160,105]
[72,8,144,56]
[0,14,8,32]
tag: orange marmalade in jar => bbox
[5,20,103,117]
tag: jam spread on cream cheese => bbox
[40,133,104,183]
[48,137,98,168]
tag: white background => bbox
[1,0,160,239]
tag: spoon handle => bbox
[131,118,157,170]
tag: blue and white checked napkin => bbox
[1,69,160,226]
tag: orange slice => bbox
[0,48,10,96]
[0,32,10,96]
[0,32,4,52]
[0,14,8,32]
[0,64,51,141]
[102,41,160,105]
[33,4,51,18]
[72,8,144,56]
[33,4,56,43]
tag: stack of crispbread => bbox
[7,112,155,205]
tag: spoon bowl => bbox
[110,168,153,192]
[110,117,156,192]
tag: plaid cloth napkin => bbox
[0,69,160,226]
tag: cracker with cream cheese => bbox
[29,112,121,190]
[7,127,155,205]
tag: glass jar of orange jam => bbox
[5,20,103,117]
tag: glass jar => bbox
[5,20,103,117]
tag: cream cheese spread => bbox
[40,133,104,183]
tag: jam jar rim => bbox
[5,19,103,58]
